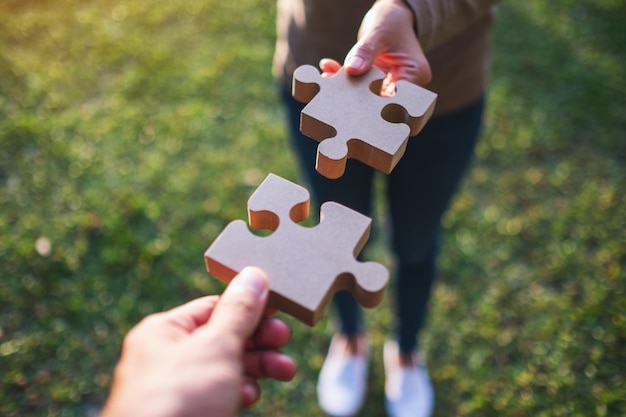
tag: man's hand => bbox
[101,267,296,417]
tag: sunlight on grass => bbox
[1,1,624,416]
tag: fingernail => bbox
[346,55,364,70]
[232,267,269,300]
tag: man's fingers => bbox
[123,296,220,349]
[243,350,297,381]
[246,317,291,350]
[240,378,261,409]
[160,296,220,330]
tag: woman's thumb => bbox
[344,36,381,75]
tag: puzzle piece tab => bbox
[292,64,437,179]
[204,173,389,326]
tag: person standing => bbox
[274,1,498,416]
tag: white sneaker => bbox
[317,334,370,417]
[383,340,434,417]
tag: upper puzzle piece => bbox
[292,64,437,179]
[204,173,389,326]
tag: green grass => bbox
[1,1,625,416]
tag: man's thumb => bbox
[207,267,270,342]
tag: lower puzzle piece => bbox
[292,64,437,179]
[204,173,389,326]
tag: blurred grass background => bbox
[1,0,624,416]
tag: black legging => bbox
[282,87,485,354]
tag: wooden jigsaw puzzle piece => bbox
[204,220,259,284]
[204,173,389,326]
[314,201,389,308]
[205,174,308,283]
[247,173,310,230]
[292,64,437,179]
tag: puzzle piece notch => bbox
[247,172,310,231]
[204,173,389,326]
[293,64,437,179]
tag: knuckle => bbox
[356,39,378,58]
[224,297,259,320]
